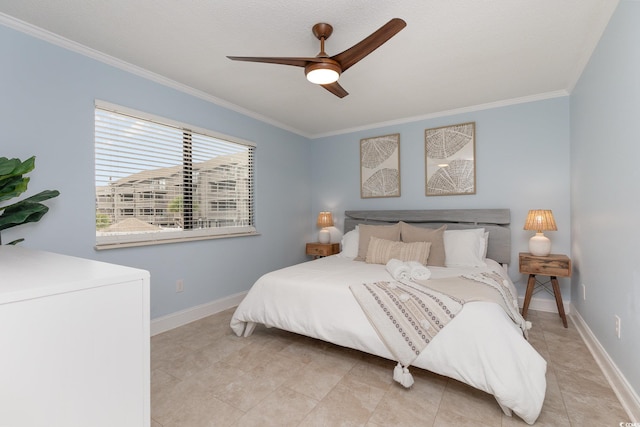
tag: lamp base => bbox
[529,232,551,256]
[318,228,330,244]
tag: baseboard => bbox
[518,295,570,314]
[571,307,640,422]
[150,291,246,336]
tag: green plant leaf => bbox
[16,189,60,204]
[0,176,30,203]
[0,201,50,231]
[0,189,59,210]
[0,156,35,179]
[0,189,60,232]
[0,158,20,176]
[0,156,58,243]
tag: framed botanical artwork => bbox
[425,122,476,196]
[360,133,401,198]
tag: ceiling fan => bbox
[227,18,406,98]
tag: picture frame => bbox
[425,122,476,196]
[360,133,401,198]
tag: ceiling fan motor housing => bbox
[305,59,341,84]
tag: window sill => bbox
[95,231,260,250]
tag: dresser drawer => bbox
[519,252,571,277]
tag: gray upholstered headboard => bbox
[344,209,511,265]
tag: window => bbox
[95,101,256,249]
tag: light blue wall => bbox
[571,0,640,397]
[311,97,572,297]
[0,23,312,319]
[5,4,635,400]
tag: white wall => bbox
[310,97,572,298]
[570,0,640,399]
[0,23,313,319]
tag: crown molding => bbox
[0,13,308,138]
[0,12,571,141]
[310,90,569,139]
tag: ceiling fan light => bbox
[305,62,340,85]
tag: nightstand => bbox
[306,242,340,259]
[519,252,571,328]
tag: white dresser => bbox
[0,246,150,427]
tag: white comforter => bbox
[230,256,547,424]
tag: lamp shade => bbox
[305,62,340,84]
[317,211,333,244]
[524,210,557,256]
[523,210,557,232]
[316,211,334,228]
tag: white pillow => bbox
[339,227,359,258]
[481,231,489,259]
[444,228,487,267]
[449,228,488,259]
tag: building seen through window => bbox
[95,103,256,247]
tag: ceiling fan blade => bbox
[331,18,406,72]
[321,81,349,98]
[227,56,325,67]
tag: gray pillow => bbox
[400,222,447,266]
[355,223,401,261]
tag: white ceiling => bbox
[0,0,619,138]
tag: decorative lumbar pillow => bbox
[365,236,431,265]
[399,222,447,266]
[355,223,401,261]
[443,229,488,267]
[339,227,359,258]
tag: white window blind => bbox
[95,102,256,248]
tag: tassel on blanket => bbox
[523,321,532,340]
[393,362,414,388]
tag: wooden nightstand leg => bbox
[550,276,568,328]
[522,274,536,319]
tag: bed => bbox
[230,209,547,424]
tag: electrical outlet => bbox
[176,279,184,293]
[615,315,621,339]
[582,283,586,300]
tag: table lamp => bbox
[524,209,557,256]
[316,211,334,244]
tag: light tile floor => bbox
[151,309,630,426]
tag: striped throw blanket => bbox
[349,280,464,386]
[350,271,528,387]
